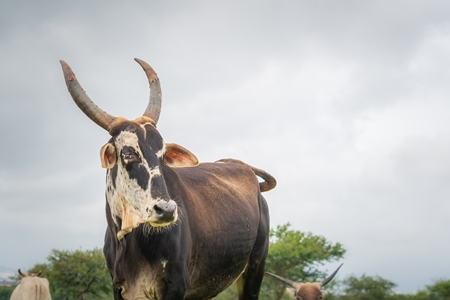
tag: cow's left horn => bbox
[60,60,117,131]
[134,58,162,124]
[266,272,296,287]
[18,269,27,277]
[321,263,343,287]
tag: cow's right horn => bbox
[320,263,343,287]
[60,60,117,131]
[134,58,162,125]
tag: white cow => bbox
[10,269,51,300]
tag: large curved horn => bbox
[266,272,296,287]
[35,270,43,277]
[321,263,343,287]
[60,60,117,131]
[134,58,162,124]
[18,269,27,277]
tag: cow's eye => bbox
[121,151,140,164]
[123,153,133,160]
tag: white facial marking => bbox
[155,143,166,159]
[149,166,161,177]
[105,130,176,233]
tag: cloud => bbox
[2,0,450,294]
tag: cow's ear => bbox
[165,143,199,167]
[100,143,117,169]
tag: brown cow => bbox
[10,269,52,300]
[266,264,343,300]
[60,59,276,299]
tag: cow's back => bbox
[10,277,51,300]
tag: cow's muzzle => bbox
[117,198,178,240]
[149,200,178,226]
[153,200,177,223]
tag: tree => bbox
[27,262,51,278]
[389,291,431,300]
[215,223,345,300]
[426,279,450,299]
[339,274,397,300]
[261,223,346,300]
[391,278,450,300]
[29,248,112,300]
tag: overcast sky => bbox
[1,0,450,294]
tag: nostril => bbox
[153,204,164,216]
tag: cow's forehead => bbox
[115,130,141,148]
[298,283,322,298]
[109,117,163,150]
[109,117,156,137]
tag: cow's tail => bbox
[215,158,277,192]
